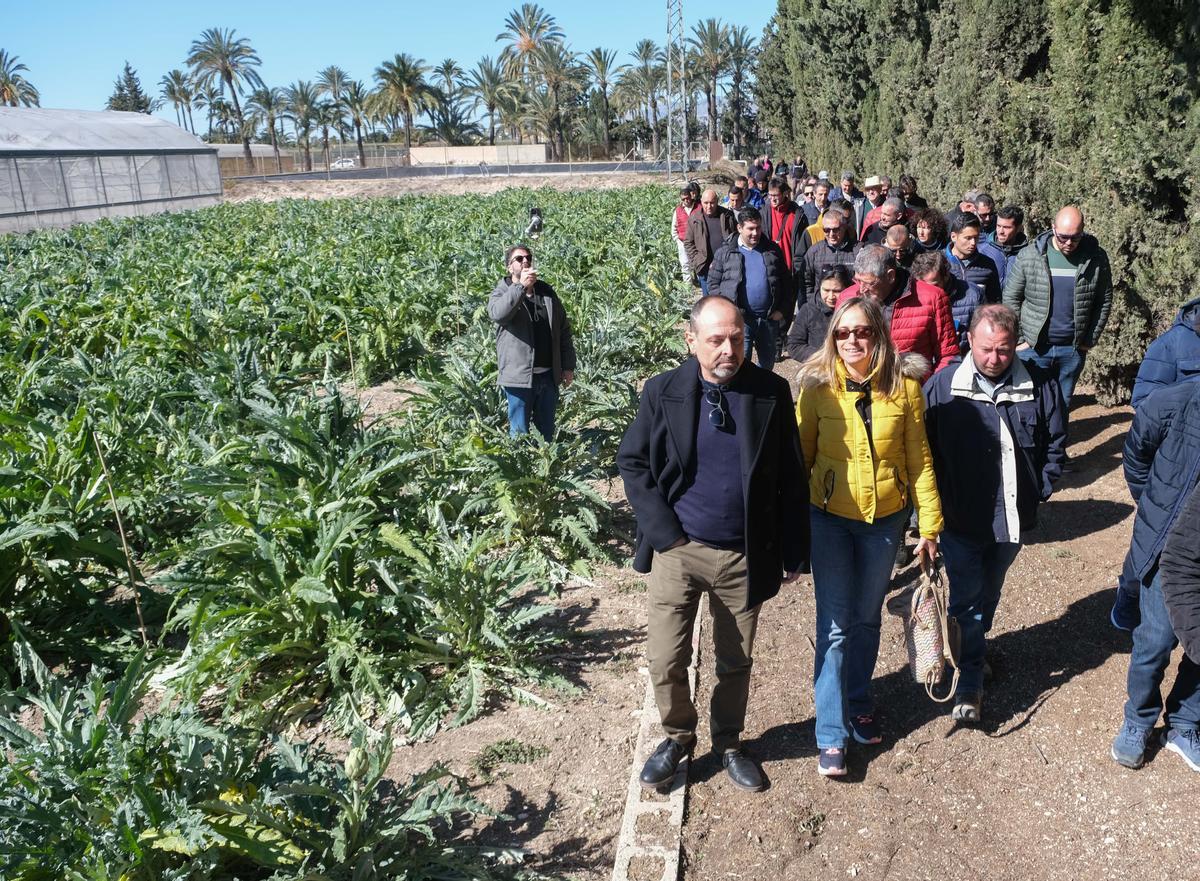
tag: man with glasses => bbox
[799,181,819,225]
[488,244,576,439]
[802,207,857,309]
[885,224,915,269]
[1003,205,1113,410]
[617,294,809,794]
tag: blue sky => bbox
[10,1,777,122]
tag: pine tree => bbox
[106,62,152,113]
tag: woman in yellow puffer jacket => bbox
[795,295,943,778]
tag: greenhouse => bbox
[0,107,221,234]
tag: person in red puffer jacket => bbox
[836,245,960,379]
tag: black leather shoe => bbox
[640,738,691,788]
[720,748,767,792]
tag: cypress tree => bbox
[755,0,1200,402]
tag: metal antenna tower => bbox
[665,0,687,180]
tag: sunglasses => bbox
[822,226,843,234]
[705,388,727,428]
[511,254,533,264]
[1053,231,1082,243]
[834,325,875,341]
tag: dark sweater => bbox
[673,376,746,549]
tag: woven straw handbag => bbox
[904,560,960,702]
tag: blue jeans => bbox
[743,314,777,368]
[1018,345,1085,409]
[1123,567,1200,731]
[504,372,559,440]
[940,530,1023,698]
[811,505,908,749]
[698,273,710,295]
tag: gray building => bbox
[0,107,221,234]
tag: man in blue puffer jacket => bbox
[1110,296,1200,632]
[1110,376,1200,773]
[1131,296,1200,408]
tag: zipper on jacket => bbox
[822,469,836,512]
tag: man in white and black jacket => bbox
[924,303,1067,724]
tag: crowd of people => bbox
[486,165,1200,789]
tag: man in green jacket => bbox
[1002,205,1113,411]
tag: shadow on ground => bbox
[744,587,1126,765]
[1024,497,1134,543]
[476,787,616,876]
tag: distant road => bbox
[228,159,701,183]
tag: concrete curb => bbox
[611,598,706,881]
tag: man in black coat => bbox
[1111,377,1200,772]
[616,295,809,793]
[706,207,794,368]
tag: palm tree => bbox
[194,82,222,140]
[247,86,286,172]
[498,84,528,144]
[629,40,663,158]
[535,42,582,161]
[316,100,343,169]
[466,56,513,146]
[159,69,190,129]
[186,28,264,163]
[316,65,351,143]
[688,18,729,144]
[343,80,371,168]
[582,47,625,159]
[433,58,465,98]
[725,26,756,158]
[284,80,319,171]
[496,3,563,85]
[373,53,432,150]
[425,91,483,146]
[521,89,558,150]
[0,50,40,107]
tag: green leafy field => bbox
[0,186,686,878]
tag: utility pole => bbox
[665,0,687,181]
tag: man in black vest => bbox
[617,295,809,792]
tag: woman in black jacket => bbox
[786,265,851,362]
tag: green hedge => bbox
[756,0,1200,403]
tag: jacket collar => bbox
[1033,228,1099,259]
[950,356,1035,404]
[659,358,777,479]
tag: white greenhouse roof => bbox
[0,107,213,154]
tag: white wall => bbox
[408,144,550,165]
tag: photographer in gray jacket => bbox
[487,244,576,439]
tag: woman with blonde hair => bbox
[795,296,943,777]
